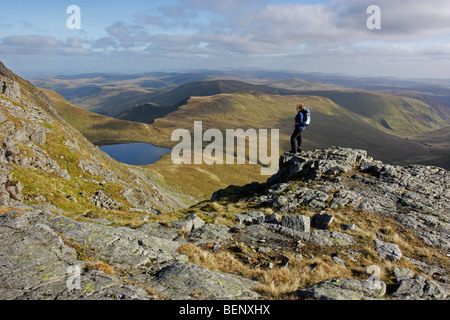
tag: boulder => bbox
[296,278,386,300]
[373,239,402,262]
[187,223,232,244]
[391,276,448,300]
[171,214,205,232]
[153,261,259,300]
[281,215,310,233]
[309,230,354,246]
[233,211,265,225]
[312,213,334,230]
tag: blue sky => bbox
[1,0,450,78]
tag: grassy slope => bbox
[301,90,448,135]
[4,76,176,221]
[148,92,432,164]
[42,88,268,200]
[409,126,450,169]
[39,88,160,145]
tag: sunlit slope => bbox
[41,88,269,199]
[301,90,448,135]
[40,88,160,145]
[149,92,431,164]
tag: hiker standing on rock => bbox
[290,104,307,154]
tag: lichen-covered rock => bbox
[373,239,402,262]
[153,261,259,299]
[296,278,386,300]
[391,276,448,300]
[233,211,265,225]
[281,215,310,233]
[0,210,155,300]
[187,223,232,244]
[171,213,205,232]
[309,230,355,246]
[268,147,368,184]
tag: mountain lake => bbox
[99,143,171,165]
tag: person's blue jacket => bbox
[295,111,305,130]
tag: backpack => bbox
[301,108,311,126]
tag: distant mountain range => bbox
[32,70,450,171]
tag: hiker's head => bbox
[297,104,304,111]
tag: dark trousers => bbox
[290,128,303,152]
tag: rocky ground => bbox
[1,147,448,300]
[0,61,449,300]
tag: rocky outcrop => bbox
[151,261,259,299]
[0,209,261,300]
[296,278,387,300]
[258,147,449,255]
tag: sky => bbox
[1,0,450,78]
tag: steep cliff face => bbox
[0,61,194,215]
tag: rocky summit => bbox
[0,61,449,300]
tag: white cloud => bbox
[3,0,450,78]
[0,35,89,55]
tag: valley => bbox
[33,70,450,188]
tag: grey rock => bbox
[268,147,368,184]
[264,223,310,242]
[265,147,449,255]
[0,210,181,269]
[0,210,158,300]
[233,211,265,225]
[281,215,310,233]
[309,230,355,246]
[374,239,402,262]
[312,213,334,230]
[137,222,181,241]
[391,276,448,300]
[239,224,295,248]
[264,213,279,224]
[92,189,123,210]
[171,214,205,232]
[393,267,415,282]
[188,223,232,244]
[296,278,386,300]
[0,167,23,205]
[153,261,259,299]
[332,256,346,267]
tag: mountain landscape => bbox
[33,69,450,172]
[1,61,449,301]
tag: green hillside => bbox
[117,79,299,124]
[301,90,448,135]
[147,92,433,165]
[39,88,159,145]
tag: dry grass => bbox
[177,202,450,299]
[85,261,115,275]
[178,242,352,299]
